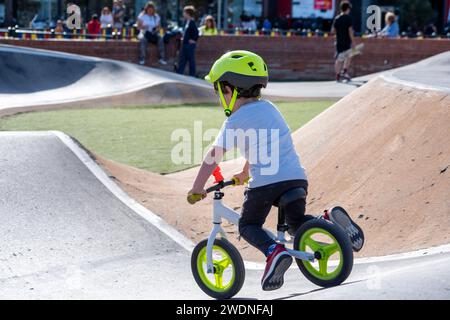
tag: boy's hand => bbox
[232,171,250,185]
[187,188,207,205]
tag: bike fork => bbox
[206,223,226,274]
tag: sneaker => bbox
[159,59,168,65]
[261,244,292,291]
[139,59,145,65]
[328,206,364,252]
[340,72,352,81]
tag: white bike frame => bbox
[205,192,315,274]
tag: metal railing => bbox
[1,26,449,41]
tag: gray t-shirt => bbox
[213,99,307,188]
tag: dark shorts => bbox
[238,179,309,255]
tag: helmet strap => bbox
[218,83,238,117]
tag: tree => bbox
[376,0,434,32]
[5,0,14,26]
[398,0,434,32]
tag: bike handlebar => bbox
[206,179,236,193]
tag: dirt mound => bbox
[293,77,450,256]
[100,76,450,261]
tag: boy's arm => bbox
[187,20,199,44]
[330,18,336,37]
[232,161,250,185]
[187,146,226,203]
[348,26,355,47]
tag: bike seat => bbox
[276,187,307,208]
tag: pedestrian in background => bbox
[380,12,399,38]
[100,7,113,28]
[177,6,199,77]
[54,19,64,33]
[331,1,355,81]
[199,15,218,36]
[137,1,167,65]
[112,0,125,29]
[262,19,272,31]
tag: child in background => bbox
[199,15,218,36]
[177,6,199,77]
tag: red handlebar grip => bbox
[212,166,224,183]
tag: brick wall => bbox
[1,36,450,80]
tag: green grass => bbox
[0,101,334,173]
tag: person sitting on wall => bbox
[262,18,272,34]
[199,15,218,36]
[137,1,167,66]
[112,0,125,29]
[87,14,101,38]
[100,7,113,29]
[54,20,65,34]
[379,12,399,38]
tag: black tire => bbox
[293,219,353,287]
[191,238,245,299]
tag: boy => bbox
[177,6,199,77]
[187,51,363,291]
[187,50,309,291]
[332,1,355,81]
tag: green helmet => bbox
[205,50,269,116]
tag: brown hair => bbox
[204,15,216,30]
[144,1,156,13]
[183,5,195,18]
[340,1,352,12]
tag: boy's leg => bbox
[239,186,293,291]
[335,52,344,80]
[343,56,352,75]
[177,45,187,74]
[188,43,196,77]
[238,187,276,256]
[280,180,314,235]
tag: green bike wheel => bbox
[294,219,353,287]
[191,238,245,299]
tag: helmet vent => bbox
[231,55,244,59]
[248,62,257,71]
[264,64,267,71]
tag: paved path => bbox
[0,131,448,299]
